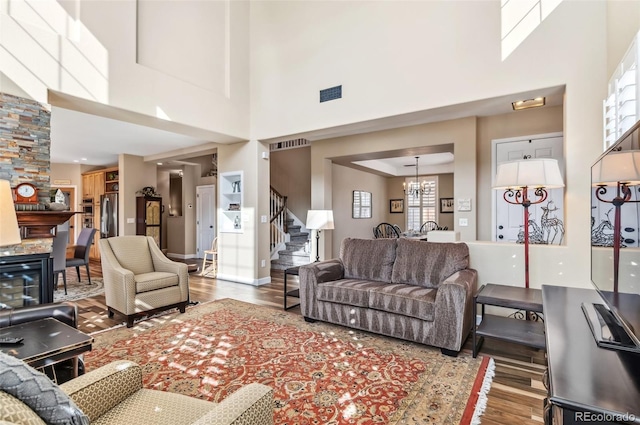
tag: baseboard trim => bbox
[166,253,198,260]
[216,273,271,286]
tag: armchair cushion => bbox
[107,237,155,275]
[0,352,88,425]
[135,272,179,293]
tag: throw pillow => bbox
[0,351,89,425]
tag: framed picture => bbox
[440,197,454,213]
[352,190,372,218]
[390,199,404,213]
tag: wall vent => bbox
[269,138,311,152]
[320,85,342,103]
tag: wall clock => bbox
[14,182,38,204]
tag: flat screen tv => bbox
[588,119,640,354]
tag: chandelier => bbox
[403,156,429,198]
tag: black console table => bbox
[542,285,640,424]
[472,283,545,358]
[283,266,300,310]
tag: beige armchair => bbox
[99,236,189,327]
[0,356,274,425]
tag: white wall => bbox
[331,163,388,254]
[217,140,271,285]
[252,1,609,290]
[0,0,250,140]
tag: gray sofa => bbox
[299,238,477,355]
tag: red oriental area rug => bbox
[85,299,494,424]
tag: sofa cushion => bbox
[391,240,469,288]
[135,272,179,293]
[368,283,437,321]
[317,279,388,307]
[340,238,397,282]
[0,351,89,425]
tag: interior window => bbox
[406,177,437,232]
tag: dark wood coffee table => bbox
[0,317,93,377]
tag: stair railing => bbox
[270,186,288,253]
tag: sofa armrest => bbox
[299,259,344,319]
[61,360,142,422]
[191,383,274,425]
[0,302,78,328]
[434,268,477,352]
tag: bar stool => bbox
[201,237,218,277]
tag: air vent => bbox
[320,85,342,103]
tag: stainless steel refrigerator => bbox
[100,193,118,238]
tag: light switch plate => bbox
[459,218,468,226]
[127,218,135,224]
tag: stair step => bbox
[290,233,309,242]
[285,242,307,251]
[278,249,309,257]
[271,258,312,270]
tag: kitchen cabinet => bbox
[82,174,94,198]
[136,196,162,247]
[105,169,119,193]
[93,171,105,199]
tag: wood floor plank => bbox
[69,260,544,424]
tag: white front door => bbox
[196,185,216,259]
[493,134,565,244]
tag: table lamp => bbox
[0,180,21,247]
[494,158,564,288]
[305,210,334,262]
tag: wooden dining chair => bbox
[420,221,439,233]
[201,237,218,277]
[373,223,400,238]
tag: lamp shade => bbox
[494,158,565,189]
[591,150,640,186]
[306,210,334,230]
[0,180,21,246]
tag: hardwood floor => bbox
[74,260,546,424]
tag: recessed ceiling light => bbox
[73,160,79,163]
[157,162,163,165]
[512,97,545,110]
[81,158,87,161]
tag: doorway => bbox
[51,185,79,247]
[196,185,216,259]
[492,133,565,244]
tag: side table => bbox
[284,266,301,310]
[472,283,546,358]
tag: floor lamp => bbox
[305,210,334,262]
[494,158,564,289]
[0,180,22,248]
[592,150,640,293]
